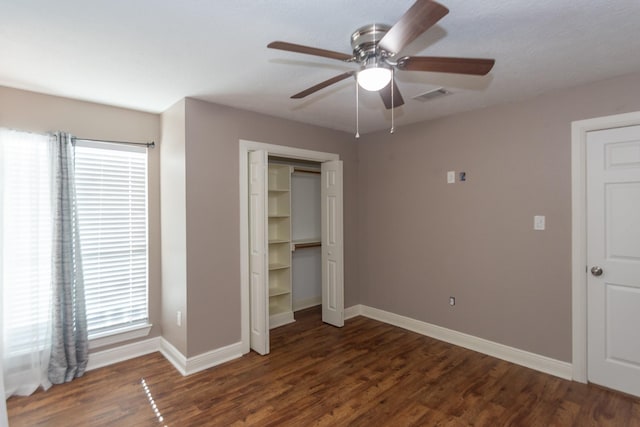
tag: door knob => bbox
[590,266,603,277]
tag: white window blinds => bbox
[74,140,148,336]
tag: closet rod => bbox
[294,241,322,249]
[73,137,155,148]
[293,167,320,175]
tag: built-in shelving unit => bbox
[267,164,295,328]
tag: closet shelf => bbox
[269,239,289,245]
[293,167,321,175]
[269,299,290,315]
[269,262,290,271]
[268,188,289,192]
[268,214,290,218]
[269,286,290,297]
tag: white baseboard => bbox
[270,311,295,329]
[87,335,243,378]
[87,337,161,372]
[293,296,321,311]
[159,338,187,375]
[184,342,244,376]
[160,338,243,376]
[344,304,363,320]
[346,304,572,380]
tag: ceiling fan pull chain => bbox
[355,79,360,139]
[390,68,395,134]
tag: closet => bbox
[267,159,321,328]
[243,140,343,356]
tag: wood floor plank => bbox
[7,307,640,426]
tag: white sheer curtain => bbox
[1,129,54,397]
[0,319,7,427]
[0,370,7,427]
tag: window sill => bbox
[89,323,153,350]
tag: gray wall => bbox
[180,98,358,357]
[160,99,188,354]
[5,69,640,364]
[357,71,640,362]
[0,86,162,351]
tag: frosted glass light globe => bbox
[357,67,392,91]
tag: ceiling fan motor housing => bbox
[350,23,391,63]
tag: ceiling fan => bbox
[267,0,495,110]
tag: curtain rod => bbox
[73,137,155,148]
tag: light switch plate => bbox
[447,171,455,184]
[534,215,545,230]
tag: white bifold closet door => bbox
[248,150,269,355]
[321,160,344,327]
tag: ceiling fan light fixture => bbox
[357,63,391,92]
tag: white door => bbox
[321,160,344,327]
[587,125,640,397]
[248,150,269,355]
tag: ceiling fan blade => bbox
[379,78,405,109]
[268,41,353,62]
[397,56,495,75]
[378,0,449,55]
[291,72,354,99]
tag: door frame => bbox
[239,139,340,354]
[571,110,640,383]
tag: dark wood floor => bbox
[7,307,640,426]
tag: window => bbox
[1,131,149,354]
[74,140,149,339]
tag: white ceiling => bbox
[2,0,640,134]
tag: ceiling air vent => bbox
[412,87,452,102]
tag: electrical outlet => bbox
[449,296,456,306]
[176,310,182,327]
